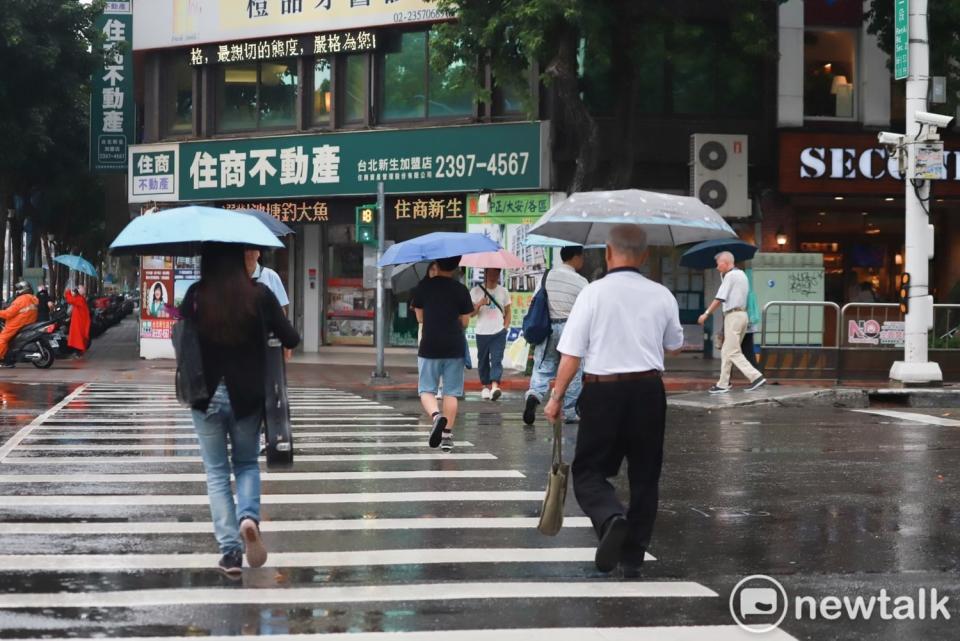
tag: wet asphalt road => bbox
[1,383,960,640]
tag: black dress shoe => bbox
[594,515,628,572]
[620,558,644,579]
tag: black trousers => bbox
[572,376,666,563]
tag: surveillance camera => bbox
[915,111,955,129]
[878,132,905,152]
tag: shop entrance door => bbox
[326,241,375,346]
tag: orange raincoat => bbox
[64,290,91,352]
[0,294,39,359]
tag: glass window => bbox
[313,58,332,126]
[215,59,298,133]
[162,55,193,136]
[344,54,367,123]
[259,59,298,129]
[429,58,473,117]
[217,62,258,132]
[383,31,427,120]
[804,30,856,119]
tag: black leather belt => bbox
[583,371,661,383]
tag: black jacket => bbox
[180,283,300,419]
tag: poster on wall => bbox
[327,278,374,346]
[140,256,200,359]
[465,193,557,370]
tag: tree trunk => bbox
[544,28,600,193]
[10,215,23,283]
[41,233,55,292]
[605,5,642,188]
[0,212,6,299]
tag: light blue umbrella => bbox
[109,205,284,256]
[378,232,499,267]
[528,189,737,247]
[53,254,98,277]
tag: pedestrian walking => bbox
[179,243,300,575]
[245,249,289,314]
[523,245,588,425]
[64,285,91,359]
[35,285,52,323]
[410,256,474,452]
[698,251,767,393]
[470,267,511,400]
[544,224,684,576]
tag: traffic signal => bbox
[355,204,377,246]
[898,272,911,315]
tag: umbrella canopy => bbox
[378,232,499,267]
[680,239,758,270]
[109,205,284,256]
[235,208,295,237]
[53,255,98,277]
[459,249,524,269]
[524,234,603,249]
[528,189,737,247]
[390,261,433,293]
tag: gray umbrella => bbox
[390,261,433,293]
[527,189,738,247]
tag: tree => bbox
[0,0,106,284]
[866,0,960,118]
[432,0,783,193]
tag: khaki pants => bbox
[718,311,762,388]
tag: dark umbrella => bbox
[235,208,296,237]
[680,239,758,270]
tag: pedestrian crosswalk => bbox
[0,382,798,640]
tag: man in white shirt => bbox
[523,245,588,425]
[470,268,511,400]
[697,251,765,394]
[545,224,684,577]
[245,249,290,313]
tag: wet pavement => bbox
[1,383,960,639]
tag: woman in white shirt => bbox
[470,268,511,400]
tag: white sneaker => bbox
[481,387,491,400]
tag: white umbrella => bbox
[527,189,738,247]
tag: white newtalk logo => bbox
[731,575,951,633]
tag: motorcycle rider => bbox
[0,281,39,368]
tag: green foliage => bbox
[866,0,960,116]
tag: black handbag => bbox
[260,300,294,468]
[172,310,209,406]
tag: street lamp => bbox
[775,227,788,249]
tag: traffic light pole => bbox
[890,0,942,385]
[373,181,389,380]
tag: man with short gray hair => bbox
[545,224,684,577]
[698,251,766,393]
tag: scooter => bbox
[1,317,58,368]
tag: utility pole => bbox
[890,0,942,385]
[372,181,389,380]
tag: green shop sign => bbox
[467,192,553,224]
[127,122,549,203]
[90,2,134,173]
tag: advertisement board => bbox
[90,2,134,172]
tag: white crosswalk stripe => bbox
[0,383,794,640]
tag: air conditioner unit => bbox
[690,134,749,218]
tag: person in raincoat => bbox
[64,285,91,356]
[0,281,39,367]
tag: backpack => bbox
[522,269,552,346]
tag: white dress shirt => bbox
[558,269,684,375]
[715,268,749,312]
[253,264,290,307]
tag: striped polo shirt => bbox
[543,263,589,320]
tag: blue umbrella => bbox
[109,205,284,256]
[378,232,499,267]
[53,254,98,277]
[235,208,295,237]
[680,238,758,270]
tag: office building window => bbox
[382,30,474,121]
[313,58,332,126]
[216,59,298,133]
[161,54,193,137]
[804,29,856,119]
[343,54,367,124]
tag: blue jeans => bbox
[191,382,262,554]
[526,321,583,421]
[476,329,507,385]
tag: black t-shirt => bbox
[411,276,473,359]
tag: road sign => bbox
[895,0,909,80]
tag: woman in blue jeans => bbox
[180,243,300,575]
[470,268,511,400]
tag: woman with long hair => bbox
[179,243,299,575]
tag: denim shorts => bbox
[418,357,465,397]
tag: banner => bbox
[140,255,200,359]
[128,122,550,203]
[134,0,452,51]
[91,2,134,173]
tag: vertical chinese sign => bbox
[91,1,134,173]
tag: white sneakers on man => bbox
[481,387,491,400]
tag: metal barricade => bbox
[759,301,840,380]
[840,303,903,349]
[932,304,960,348]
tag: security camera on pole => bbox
[879,0,955,385]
